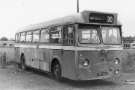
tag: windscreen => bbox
[78,24,121,45]
[79,25,100,44]
[101,27,121,44]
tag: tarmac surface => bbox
[0,64,135,90]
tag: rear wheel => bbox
[51,61,62,81]
[20,55,26,70]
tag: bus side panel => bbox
[38,48,50,71]
[20,48,34,67]
[20,47,47,70]
[31,48,40,68]
[62,50,78,80]
[18,46,51,72]
[15,47,20,63]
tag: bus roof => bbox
[17,13,83,33]
[17,10,120,33]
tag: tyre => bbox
[52,61,62,81]
[20,55,26,70]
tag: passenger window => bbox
[33,30,40,42]
[40,29,49,42]
[26,32,32,42]
[15,33,20,42]
[50,26,62,44]
[20,32,26,42]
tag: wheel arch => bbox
[50,56,62,73]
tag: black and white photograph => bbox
[0,0,135,90]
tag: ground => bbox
[0,64,135,90]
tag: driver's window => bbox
[63,25,75,46]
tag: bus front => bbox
[76,11,124,80]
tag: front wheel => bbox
[52,61,62,81]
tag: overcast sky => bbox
[0,0,135,39]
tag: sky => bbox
[0,0,135,39]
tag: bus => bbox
[15,10,123,80]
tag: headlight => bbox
[114,58,120,64]
[79,54,90,67]
[80,58,89,67]
[83,59,89,66]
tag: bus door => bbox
[62,25,76,78]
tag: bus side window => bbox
[15,33,20,42]
[20,32,26,42]
[50,26,62,44]
[15,34,17,42]
[40,28,49,43]
[63,25,75,45]
[26,31,32,42]
[33,30,40,43]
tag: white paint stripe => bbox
[15,44,37,48]
[39,45,123,50]
[15,44,123,51]
[39,45,63,49]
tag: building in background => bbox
[123,36,135,48]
